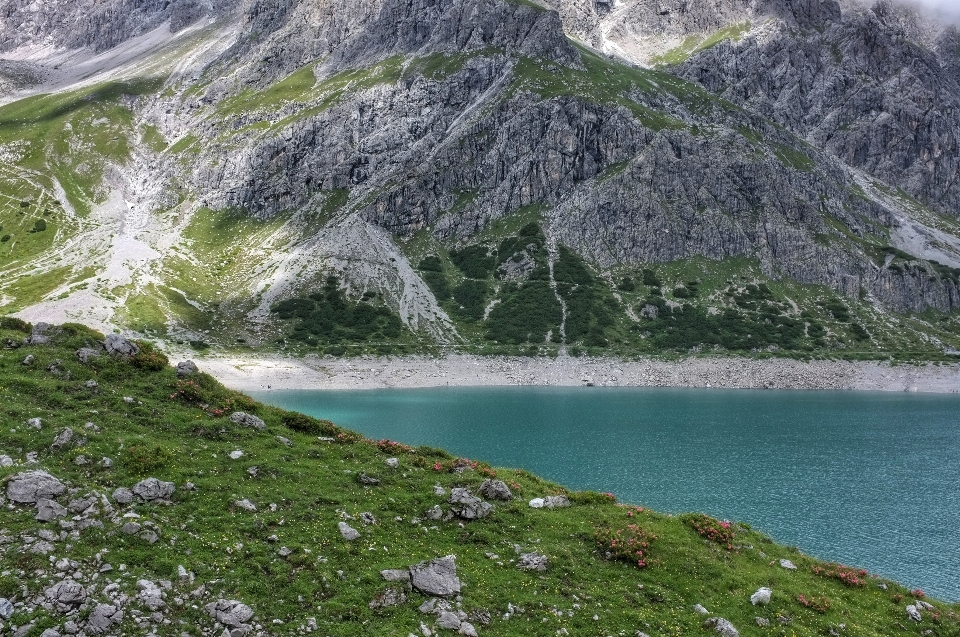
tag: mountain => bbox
[0,0,959,358]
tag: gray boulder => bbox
[131,477,175,501]
[380,569,411,583]
[518,552,548,572]
[448,487,493,520]
[44,579,86,610]
[35,498,68,522]
[0,597,13,619]
[230,412,266,430]
[906,605,922,622]
[779,558,797,570]
[409,555,461,597]
[544,495,571,508]
[176,360,199,376]
[750,587,772,605]
[22,354,35,365]
[84,603,124,635]
[76,347,101,364]
[6,470,66,503]
[112,487,134,504]
[703,617,740,637]
[478,479,513,501]
[27,417,42,429]
[437,611,461,630]
[26,322,54,345]
[104,333,139,358]
[50,427,74,451]
[205,599,254,627]
[338,522,360,540]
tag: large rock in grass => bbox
[85,603,124,635]
[478,479,512,501]
[44,579,87,611]
[205,599,254,627]
[176,360,199,377]
[703,617,739,637]
[6,470,66,503]
[448,488,493,520]
[131,477,175,501]
[409,555,461,598]
[104,334,139,359]
[230,412,266,430]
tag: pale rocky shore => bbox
[191,352,960,394]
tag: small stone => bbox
[518,552,548,572]
[235,499,257,512]
[0,455,12,467]
[229,450,244,459]
[437,611,461,630]
[381,569,411,583]
[27,417,42,429]
[368,586,406,609]
[84,379,99,389]
[703,617,740,637]
[448,487,493,520]
[204,599,255,628]
[693,604,709,615]
[360,512,377,525]
[424,505,443,520]
[278,547,293,557]
[51,428,74,450]
[528,498,545,508]
[112,487,134,504]
[122,522,143,534]
[779,559,797,570]
[543,495,571,508]
[23,354,35,365]
[35,498,68,522]
[906,605,922,622]
[433,484,446,496]
[751,587,772,606]
[358,472,380,485]
[76,348,101,364]
[100,457,113,468]
[755,617,770,627]
[385,457,400,468]
[276,436,292,446]
[338,522,360,540]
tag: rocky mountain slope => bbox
[1,318,958,637]
[0,0,959,359]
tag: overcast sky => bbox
[901,0,960,22]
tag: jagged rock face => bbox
[674,4,960,218]
[0,0,232,52]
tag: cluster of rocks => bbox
[0,463,269,637]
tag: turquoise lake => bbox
[248,386,960,600]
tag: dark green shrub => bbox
[0,234,10,242]
[131,341,170,371]
[642,269,662,287]
[28,219,46,233]
[418,256,443,272]
[122,444,172,476]
[617,277,636,292]
[485,281,561,344]
[450,245,496,279]
[673,286,692,299]
[453,280,488,320]
[282,411,337,436]
[0,316,31,333]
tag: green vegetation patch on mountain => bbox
[0,319,957,637]
[270,275,417,355]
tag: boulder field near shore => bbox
[0,319,956,637]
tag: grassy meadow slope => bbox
[0,318,957,636]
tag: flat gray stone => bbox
[104,334,139,358]
[409,555,461,598]
[205,599,254,628]
[35,498,67,522]
[6,470,65,503]
[230,412,265,430]
[132,477,175,501]
[112,487,134,504]
[478,479,512,501]
[338,522,360,540]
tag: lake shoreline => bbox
[188,352,960,393]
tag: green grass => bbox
[0,321,956,636]
[651,22,753,67]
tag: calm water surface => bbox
[249,386,960,600]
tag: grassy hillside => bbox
[0,319,956,637]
